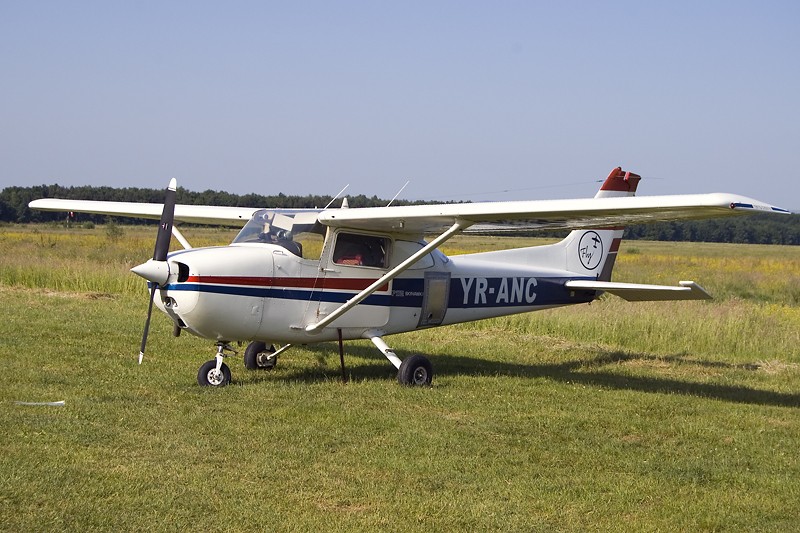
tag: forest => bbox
[2,183,798,245]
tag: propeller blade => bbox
[153,178,177,262]
[138,285,157,364]
[137,178,177,364]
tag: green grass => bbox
[2,225,799,531]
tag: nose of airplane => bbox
[131,258,171,286]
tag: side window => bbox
[333,232,389,268]
[391,240,435,269]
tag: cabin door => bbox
[302,230,391,330]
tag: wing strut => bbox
[305,220,472,334]
[172,225,192,250]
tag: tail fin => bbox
[457,167,641,280]
[563,167,641,280]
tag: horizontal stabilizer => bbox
[565,280,712,301]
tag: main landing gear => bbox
[196,337,432,387]
[243,341,278,370]
[397,354,433,386]
[367,333,433,386]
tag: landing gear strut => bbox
[367,332,433,386]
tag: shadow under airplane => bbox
[241,343,799,409]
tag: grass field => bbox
[2,224,799,531]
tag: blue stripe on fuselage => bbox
[164,276,594,309]
[390,276,593,309]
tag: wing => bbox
[318,193,790,234]
[28,199,258,226]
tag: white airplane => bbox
[29,168,790,387]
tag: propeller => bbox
[131,178,177,364]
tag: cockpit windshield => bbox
[232,209,326,257]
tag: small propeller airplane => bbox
[29,168,790,387]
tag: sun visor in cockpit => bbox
[271,213,294,232]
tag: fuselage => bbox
[153,234,596,345]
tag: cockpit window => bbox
[333,232,390,268]
[233,209,325,258]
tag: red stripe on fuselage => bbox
[186,275,389,292]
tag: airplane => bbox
[28,167,791,387]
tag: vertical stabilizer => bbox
[454,168,642,280]
[563,167,640,280]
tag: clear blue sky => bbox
[1,1,798,205]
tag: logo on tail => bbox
[578,231,604,270]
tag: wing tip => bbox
[729,201,792,215]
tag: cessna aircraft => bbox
[29,168,790,387]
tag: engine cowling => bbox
[153,245,276,341]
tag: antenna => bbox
[387,180,410,207]
[324,184,350,209]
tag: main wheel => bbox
[198,360,232,387]
[243,341,277,370]
[397,354,433,386]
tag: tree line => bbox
[1,184,798,245]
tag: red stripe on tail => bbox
[599,167,642,193]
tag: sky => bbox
[1,1,798,206]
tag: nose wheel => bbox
[197,359,231,387]
[197,343,236,387]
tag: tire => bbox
[197,360,232,387]
[397,354,433,386]
[243,341,277,370]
